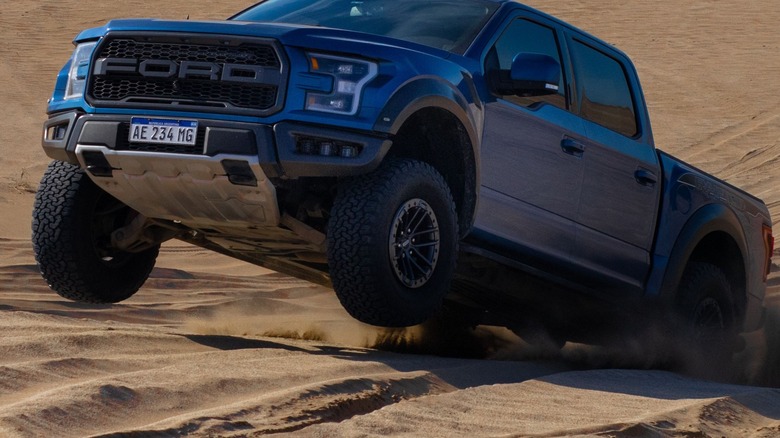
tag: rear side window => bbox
[570,40,637,137]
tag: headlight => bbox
[64,41,97,100]
[305,53,377,115]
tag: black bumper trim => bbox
[274,122,391,178]
[42,111,81,163]
[42,111,282,178]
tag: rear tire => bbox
[32,161,159,303]
[327,159,458,327]
[676,262,738,378]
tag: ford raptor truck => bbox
[34,0,773,352]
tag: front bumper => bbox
[43,111,391,177]
[41,110,391,233]
[44,112,283,234]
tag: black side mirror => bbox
[490,52,561,97]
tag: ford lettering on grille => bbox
[93,58,279,85]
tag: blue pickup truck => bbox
[34,0,773,353]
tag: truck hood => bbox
[74,18,453,60]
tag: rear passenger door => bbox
[566,37,662,294]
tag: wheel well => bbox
[387,107,476,237]
[685,231,747,322]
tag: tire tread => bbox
[32,161,158,303]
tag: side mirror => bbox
[491,52,561,97]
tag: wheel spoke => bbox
[405,208,424,233]
[411,247,434,268]
[410,227,438,238]
[403,251,415,280]
[412,241,438,248]
[407,252,429,275]
[696,301,723,329]
[410,207,429,234]
[702,310,722,329]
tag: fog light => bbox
[294,135,363,159]
[46,124,68,141]
[340,145,358,158]
[298,138,316,155]
[319,141,335,156]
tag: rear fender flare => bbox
[658,203,748,303]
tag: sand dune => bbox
[2,247,779,437]
[2,0,780,436]
[303,369,780,437]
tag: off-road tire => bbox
[676,262,739,377]
[32,161,159,303]
[327,159,458,327]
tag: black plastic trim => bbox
[42,111,81,163]
[274,122,391,178]
[53,113,281,178]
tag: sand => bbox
[1,0,780,436]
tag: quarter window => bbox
[570,40,638,137]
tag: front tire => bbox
[32,161,159,303]
[327,159,458,327]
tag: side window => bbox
[570,40,638,137]
[487,18,566,109]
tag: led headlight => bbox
[305,53,377,115]
[64,41,97,100]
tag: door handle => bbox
[634,169,657,186]
[561,138,585,157]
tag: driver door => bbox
[476,17,588,269]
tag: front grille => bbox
[116,122,206,155]
[98,38,280,66]
[91,77,278,109]
[87,33,286,116]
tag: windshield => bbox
[232,0,500,53]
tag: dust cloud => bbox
[186,301,780,388]
[739,304,780,387]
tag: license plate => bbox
[129,117,198,146]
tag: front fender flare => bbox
[373,76,480,158]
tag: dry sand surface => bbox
[2,0,780,436]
